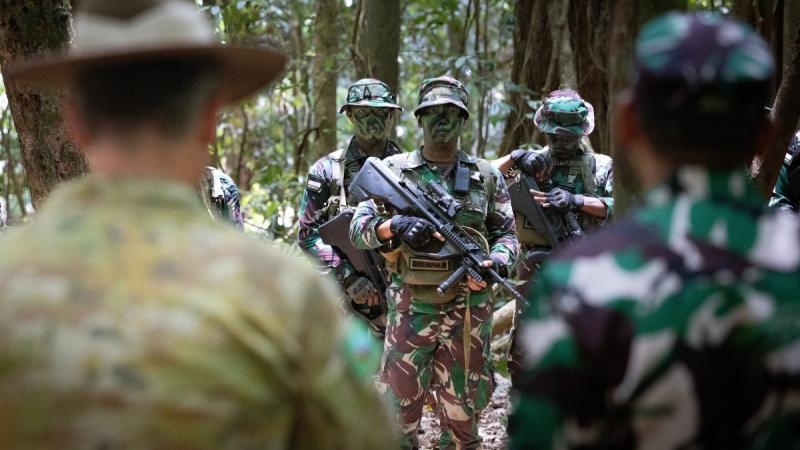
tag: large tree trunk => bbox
[354,0,401,92]
[752,26,800,195]
[0,0,88,209]
[311,0,338,160]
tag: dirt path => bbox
[417,373,511,449]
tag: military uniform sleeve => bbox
[284,262,397,449]
[486,166,518,273]
[769,161,796,211]
[349,199,389,250]
[510,255,633,449]
[297,158,352,274]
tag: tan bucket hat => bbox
[6,0,288,105]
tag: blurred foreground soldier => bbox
[350,76,518,449]
[511,12,800,449]
[769,130,800,211]
[298,78,402,338]
[201,166,244,229]
[0,1,393,448]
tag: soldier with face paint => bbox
[297,78,402,338]
[350,76,519,449]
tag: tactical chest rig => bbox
[515,147,597,247]
[390,157,495,303]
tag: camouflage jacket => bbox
[510,167,800,449]
[201,166,244,229]
[535,143,614,222]
[297,137,401,282]
[769,131,800,212]
[349,149,519,314]
[0,176,394,449]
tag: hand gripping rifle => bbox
[349,157,527,305]
[508,172,582,263]
[319,209,389,315]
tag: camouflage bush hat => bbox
[413,76,469,118]
[633,12,774,120]
[534,89,595,136]
[339,78,402,113]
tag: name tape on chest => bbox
[408,258,450,271]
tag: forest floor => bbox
[418,372,511,449]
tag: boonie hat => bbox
[413,76,469,117]
[8,0,288,105]
[339,78,402,113]
[534,89,595,136]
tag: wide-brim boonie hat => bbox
[534,89,595,136]
[339,78,402,113]
[7,0,288,105]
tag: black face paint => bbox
[349,107,393,145]
[419,105,464,145]
[546,133,582,159]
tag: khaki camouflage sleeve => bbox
[286,264,397,449]
[486,167,518,272]
[349,199,389,250]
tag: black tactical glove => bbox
[390,215,437,250]
[510,149,547,175]
[546,187,584,213]
[343,275,378,305]
[489,254,509,278]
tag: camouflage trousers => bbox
[378,285,494,450]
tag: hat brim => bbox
[414,98,469,117]
[6,44,288,105]
[533,105,595,136]
[339,100,403,114]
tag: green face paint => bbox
[418,105,464,144]
[349,107,393,145]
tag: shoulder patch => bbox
[306,174,324,193]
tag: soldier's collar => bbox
[347,136,400,160]
[410,148,477,169]
[650,166,763,208]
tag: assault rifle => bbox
[349,157,526,305]
[508,172,582,262]
[319,209,389,315]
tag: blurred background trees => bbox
[0,0,798,237]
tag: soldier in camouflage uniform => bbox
[298,78,402,338]
[201,166,244,229]
[769,130,800,211]
[0,1,394,448]
[510,12,800,449]
[494,89,613,380]
[350,76,518,449]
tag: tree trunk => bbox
[0,0,88,209]
[752,26,800,195]
[355,0,401,92]
[312,0,338,160]
[499,0,552,155]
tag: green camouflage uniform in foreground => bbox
[511,13,800,449]
[0,177,391,449]
[351,147,518,449]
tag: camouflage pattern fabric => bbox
[533,89,595,137]
[201,166,244,229]
[338,78,402,113]
[510,167,800,449]
[769,130,800,212]
[350,149,518,449]
[297,137,401,336]
[0,176,394,449]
